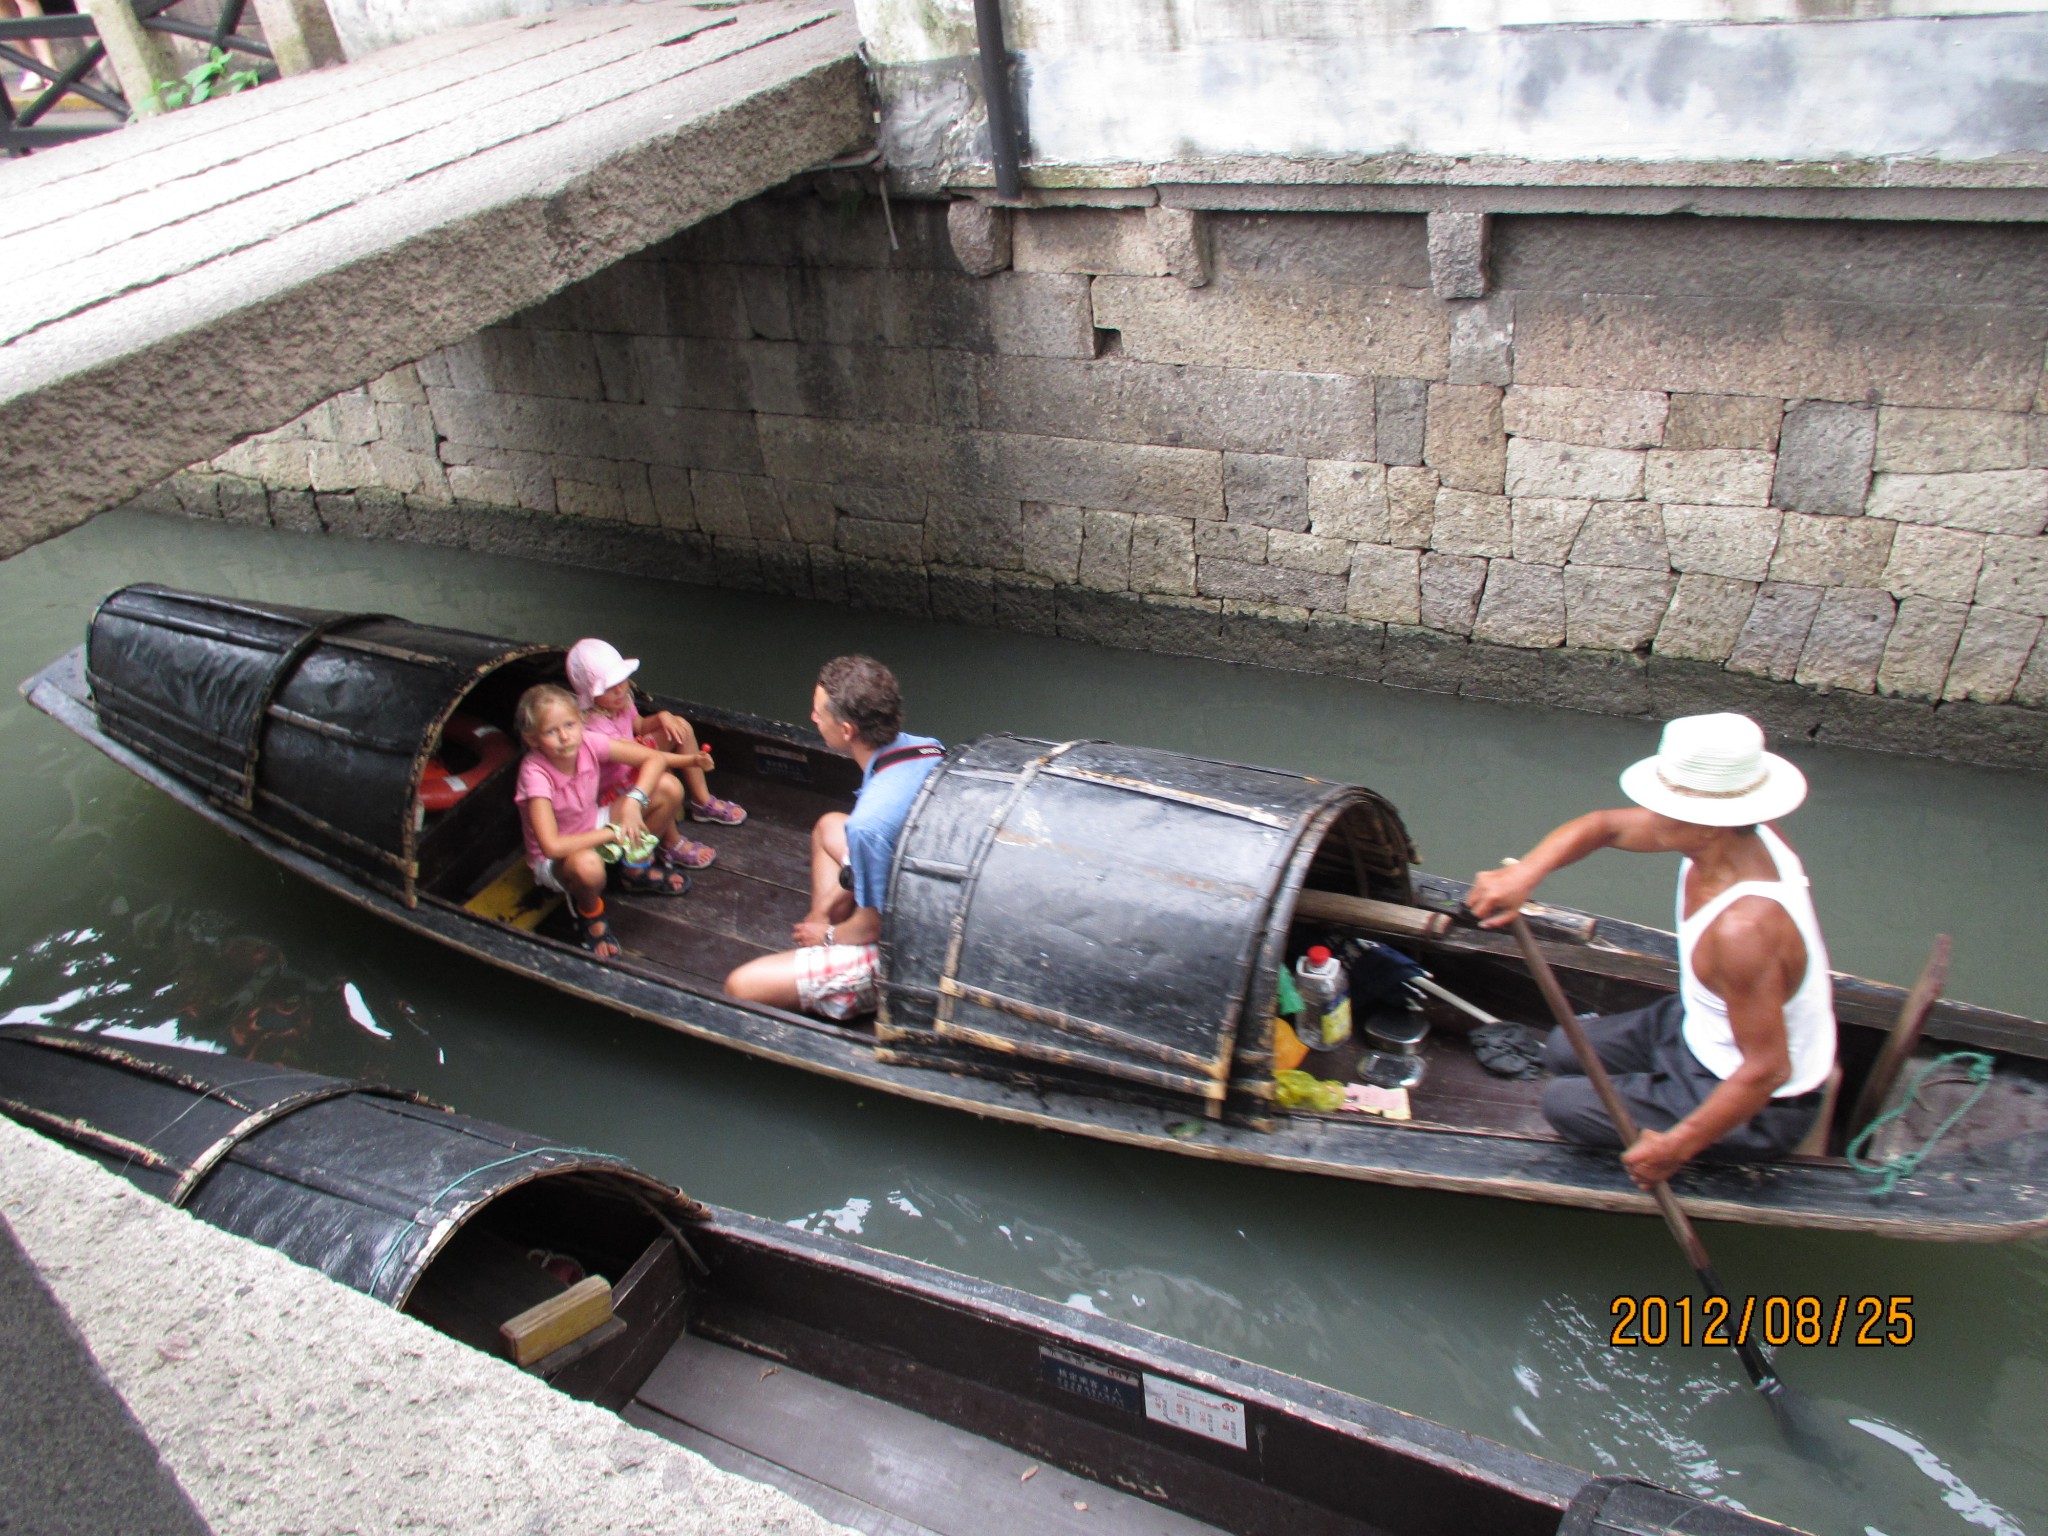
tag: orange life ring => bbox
[421,714,515,813]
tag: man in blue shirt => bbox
[725,656,942,1019]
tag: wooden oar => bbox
[1846,935,1951,1142]
[1505,914,1778,1386]
[1504,912,1848,1464]
[1504,914,1816,1414]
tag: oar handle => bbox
[1505,913,1778,1388]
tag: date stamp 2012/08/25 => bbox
[1609,1295,1915,1348]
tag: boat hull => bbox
[24,644,2048,1240]
[0,1026,1808,1536]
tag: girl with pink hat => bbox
[566,638,747,873]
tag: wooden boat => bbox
[21,583,2048,1239]
[0,1024,1806,1536]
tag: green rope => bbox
[1844,1051,1995,1197]
[365,1145,600,1299]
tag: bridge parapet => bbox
[0,0,868,561]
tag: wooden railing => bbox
[1,1,276,157]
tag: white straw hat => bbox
[1618,713,1807,826]
[565,638,638,708]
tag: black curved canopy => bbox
[879,735,1416,1112]
[86,585,555,905]
[0,1026,693,1309]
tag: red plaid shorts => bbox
[792,943,880,1020]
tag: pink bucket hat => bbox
[565,638,638,709]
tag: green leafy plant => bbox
[137,47,259,113]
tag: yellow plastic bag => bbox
[1273,1069,1346,1112]
[1272,1017,1309,1072]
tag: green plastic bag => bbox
[1275,966,1304,1019]
[598,826,660,864]
[1273,1069,1346,1112]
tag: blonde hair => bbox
[515,683,579,740]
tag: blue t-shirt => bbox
[844,732,943,911]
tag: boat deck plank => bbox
[1404,1029,1556,1140]
[624,1405,948,1536]
[682,771,848,880]
[558,768,850,983]
[605,906,768,987]
[1293,1009,1558,1140]
[632,1333,1227,1536]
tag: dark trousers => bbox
[1540,996,1820,1159]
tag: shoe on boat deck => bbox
[573,904,620,959]
[1470,1021,1549,1080]
[689,796,747,825]
[657,836,717,870]
[612,859,692,897]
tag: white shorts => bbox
[793,943,881,1021]
[529,802,627,893]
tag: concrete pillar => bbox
[80,0,177,118]
[251,0,345,75]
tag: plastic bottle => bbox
[1293,946,1352,1050]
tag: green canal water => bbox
[4,510,2045,1536]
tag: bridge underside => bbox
[0,0,867,560]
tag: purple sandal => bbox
[689,795,747,826]
[657,836,717,870]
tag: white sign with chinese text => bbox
[1142,1374,1246,1448]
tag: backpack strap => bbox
[870,742,945,774]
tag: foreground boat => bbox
[22,584,2048,1239]
[0,1025,1804,1536]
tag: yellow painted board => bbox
[466,860,559,932]
[500,1275,613,1366]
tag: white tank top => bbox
[1676,826,1836,1097]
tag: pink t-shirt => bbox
[515,736,607,868]
[584,700,640,800]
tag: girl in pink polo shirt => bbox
[514,683,691,960]
[566,638,746,872]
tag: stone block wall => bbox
[153,182,2048,769]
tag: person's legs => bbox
[1540,997,1820,1159]
[553,849,619,959]
[2,2,58,89]
[726,949,804,1009]
[1540,1073,1690,1149]
[649,774,716,868]
[662,716,713,805]
[651,714,744,822]
[646,772,682,836]
[1540,997,1696,1148]
[1642,1014,1823,1159]
[805,812,858,928]
[1542,997,1672,1078]
[1709,1099,1821,1158]
[729,943,878,1019]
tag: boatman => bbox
[1464,713,1836,1188]
[725,656,942,1020]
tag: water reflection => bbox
[0,510,2043,1535]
